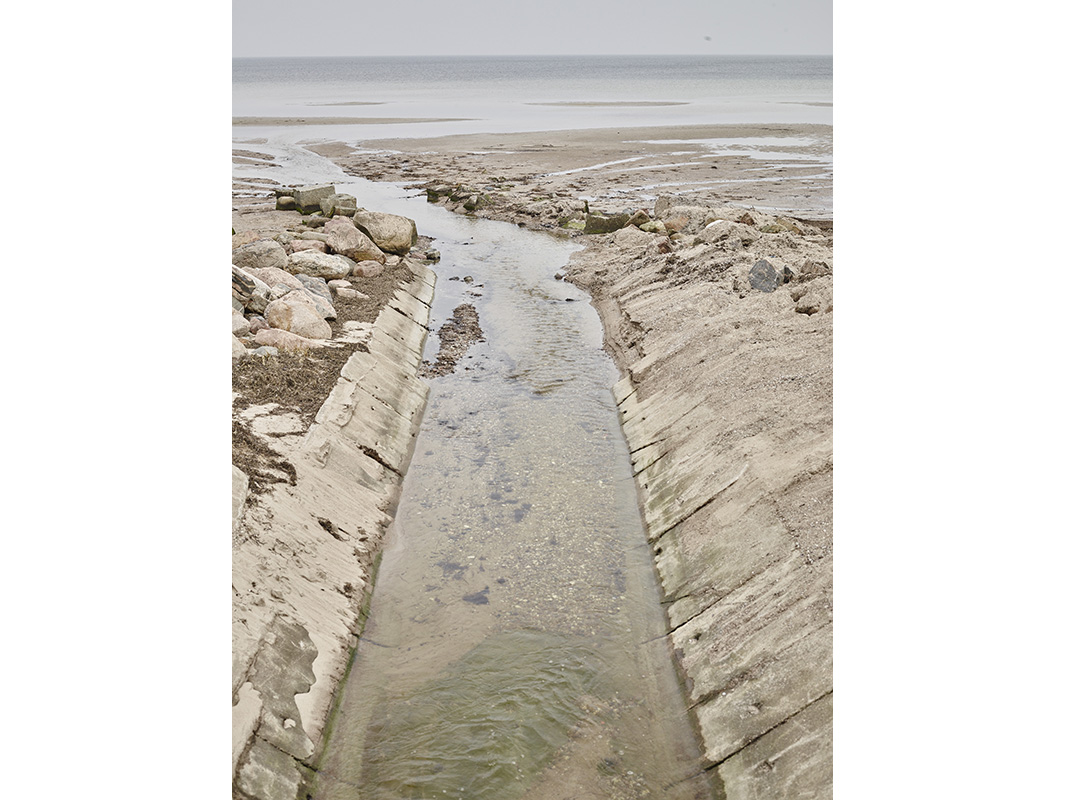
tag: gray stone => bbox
[425,248,441,262]
[303,215,327,228]
[296,231,330,243]
[584,213,630,235]
[292,184,335,214]
[352,210,418,255]
[233,240,289,272]
[749,259,781,293]
[296,274,332,303]
[249,345,279,357]
[288,250,354,281]
[275,195,297,211]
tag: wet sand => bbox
[307,122,832,219]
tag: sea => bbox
[232,54,832,142]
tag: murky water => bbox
[234,142,710,799]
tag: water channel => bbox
[236,142,711,799]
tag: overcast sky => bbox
[233,0,832,58]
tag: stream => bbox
[235,142,712,799]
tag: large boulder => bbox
[324,217,386,263]
[288,250,354,281]
[352,210,418,255]
[292,184,335,214]
[233,240,289,272]
[283,287,336,321]
[264,295,332,340]
[232,335,247,360]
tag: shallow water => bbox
[237,145,712,798]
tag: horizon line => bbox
[232,52,832,59]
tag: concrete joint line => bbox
[700,689,833,773]
[648,462,749,543]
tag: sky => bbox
[233,0,832,57]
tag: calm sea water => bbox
[232,55,831,140]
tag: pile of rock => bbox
[232,185,424,358]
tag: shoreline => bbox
[307,122,832,220]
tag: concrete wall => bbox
[232,262,436,800]
[572,222,833,798]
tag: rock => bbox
[288,250,354,281]
[303,216,328,228]
[328,279,353,290]
[351,260,384,278]
[663,205,711,235]
[254,328,326,352]
[232,265,272,314]
[295,275,337,319]
[584,213,630,235]
[352,210,418,255]
[232,230,264,250]
[275,196,297,211]
[246,266,304,292]
[296,231,330,243]
[639,220,667,234]
[318,193,339,217]
[695,220,757,250]
[320,193,356,218]
[426,185,452,202]
[249,345,279,358]
[292,184,335,214]
[264,296,332,340]
[285,286,336,321]
[248,316,269,334]
[295,273,331,302]
[233,310,251,337]
[795,293,820,314]
[290,239,327,253]
[749,259,781,293]
[627,210,652,228]
[324,217,386,263]
[425,248,441,262]
[336,287,370,301]
[232,335,247,360]
[799,259,831,281]
[232,240,289,272]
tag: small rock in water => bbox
[463,587,490,605]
